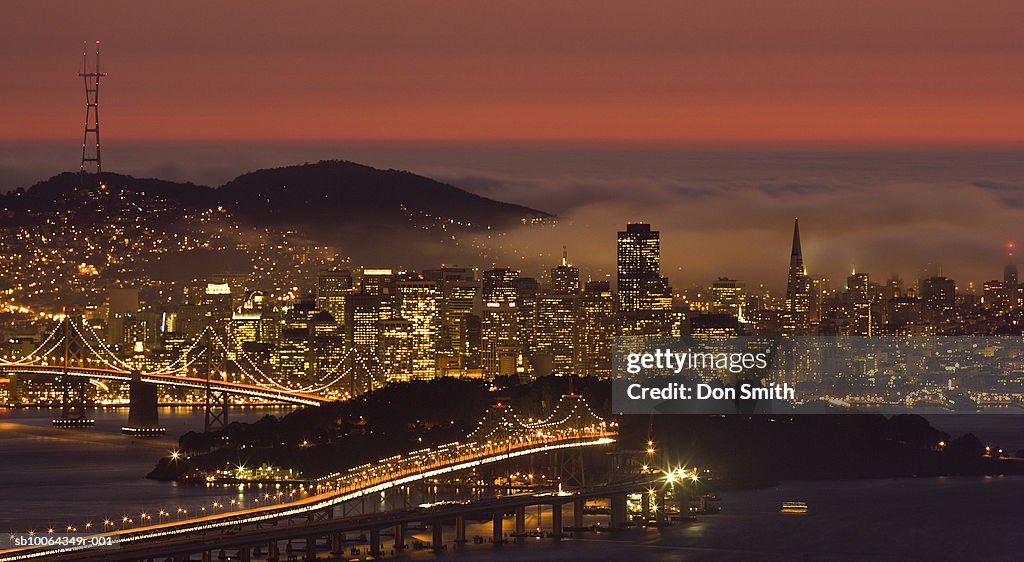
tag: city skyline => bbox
[5,215,1024,408]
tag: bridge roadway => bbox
[0,364,324,406]
[0,433,616,562]
[23,477,654,562]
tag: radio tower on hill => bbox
[79,41,105,174]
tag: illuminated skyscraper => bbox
[378,318,414,382]
[844,272,872,336]
[577,281,615,378]
[550,247,580,295]
[920,276,956,326]
[361,269,395,296]
[396,279,440,379]
[1004,245,1019,311]
[481,268,521,378]
[361,268,397,319]
[437,278,481,372]
[617,223,661,312]
[617,223,672,335]
[310,310,345,382]
[425,267,480,372]
[344,293,382,350]
[316,269,354,325]
[531,292,577,376]
[512,276,540,366]
[710,277,746,319]
[782,219,812,336]
[201,282,233,325]
[272,295,318,382]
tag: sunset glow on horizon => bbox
[6,0,1023,143]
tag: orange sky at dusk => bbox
[5,0,1023,142]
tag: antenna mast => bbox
[79,41,105,173]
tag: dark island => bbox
[148,377,1023,486]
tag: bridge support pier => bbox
[201,550,211,562]
[655,490,667,525]
[641,490,651,523]
[304,537,316,561]
[454,515,466,545]
[267,540,279,562]
[514,506,526,539]
[330,531,343,555]
[368,528,381,556]
[610,493,627,529]
[122,372,165,436]
[394,523,407,550]
[237,547,251,562]
[573,497,585,529]
[492,512,504,543]
[677,487,691,520]
[432,521,444,549]
[551,502,563,538]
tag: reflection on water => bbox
[404,477,1024,562]
[0,406,294,530]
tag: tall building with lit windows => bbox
[710,277,746,319]
[361,268,397,319]
[577,281,615,377]
[550,247,580,295]
[201,282,233,324]
[531,292,577,376]
[438,279,481,372]
[396,279,440,379]
[617,223,673,335]
[782,219,812,336]
[272,294,317,382]
[844,271,872,336]
[310,310,346,382]
[518,249,581,376]
[1004,258,1020,311]
[617,223,660,312]
[378,318,414,382]
[316,269,354,325]
[424,267,480,372]
[920,276,956,326]
[345,293,382,351]
[481,268,521,378]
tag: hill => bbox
[0,161,551,266]
[218,160,548,229]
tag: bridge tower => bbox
[556,395,589,488]
[347,348,386,397]
[204,323,230,433]
[52,316,95,427]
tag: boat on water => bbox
[781,501,808,513]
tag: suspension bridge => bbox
[0,315,387,431]
[0,394,620,562]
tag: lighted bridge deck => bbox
[0,395,616,562]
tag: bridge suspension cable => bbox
[2,320,63,365]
